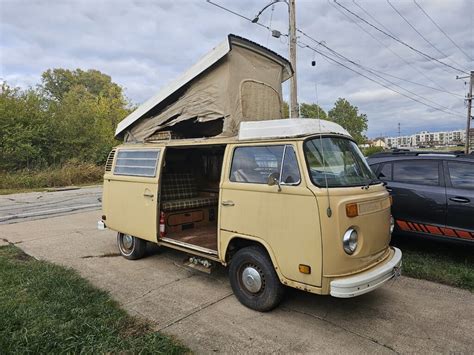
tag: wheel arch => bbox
[222,234,284,279]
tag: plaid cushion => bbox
[161,173,198,201]
[162,196,218,212]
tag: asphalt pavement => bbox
[0,186,102,224]
[1,194,473,353]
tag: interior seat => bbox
[161,173,218,212]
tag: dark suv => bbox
[367,151,474,243]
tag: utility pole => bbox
[457,71,473,154]
[397,122,401,148]
[288,0,298,118]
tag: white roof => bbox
[238,119,352,140]
[115,34,293,138]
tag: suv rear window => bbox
[393,160,439,186]
[448,161,474,189]
[378,163,392,181]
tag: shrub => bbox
[0,161,103,190]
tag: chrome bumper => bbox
[330,247,402,298]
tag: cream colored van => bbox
[101,119,402,311]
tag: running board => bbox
[159,237,219,256]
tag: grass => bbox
[0,245,188,354]
[0,161,103,194]
[392,235,474,292]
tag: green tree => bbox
[328,98,368,143]
[41,68,130,165]
[300,103,327,119]
[0,83,52,170]
[362,146,384,156]
[282,101,327,119]
[0,68,131,171]
[41,69,124,103]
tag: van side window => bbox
[393,160,439,186]
[114,149,160,177]
[230,145,300,185]
[281,146,301,184]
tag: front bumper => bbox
[330,247,402,298]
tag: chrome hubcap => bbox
[242,266,262,293]
[122,234,134,250]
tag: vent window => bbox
[105,149,116,172]
[113,149,160,177]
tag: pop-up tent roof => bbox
[116,34,293,142]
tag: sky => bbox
[0,0,473,138]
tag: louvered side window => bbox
[113,149,160,177]
[105,149,116,172]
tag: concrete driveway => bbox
[1,210,473,353]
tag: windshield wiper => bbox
[362,178,385,190]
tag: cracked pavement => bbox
[0,186,102,224]
[1,209,473,353]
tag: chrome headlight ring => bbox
[343,228,358,255]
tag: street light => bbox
[251,0,287,23]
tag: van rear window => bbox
[113,149,160,177]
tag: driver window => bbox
[230,146,284,183]
[230,145,300,185]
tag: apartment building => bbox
[384,129,465,148]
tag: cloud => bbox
[0,0,472,138]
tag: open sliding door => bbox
[102,147,164,242]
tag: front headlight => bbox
[390,216,395,234]
[343,228,358,255]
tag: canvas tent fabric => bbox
[116,35,292,142]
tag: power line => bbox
[333,0,468,74]
[297,27,464,99]
[206,0,464,117]
[386,0,468,72]
[206,0,287,36]
[299,40,464,118]
[334,0,449,78]
[413,0,473,62]
[336,1,461,95]
[351,0,447,91]
[297,29,464,115]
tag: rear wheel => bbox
[117,232,146,260]
[229,246,285,312]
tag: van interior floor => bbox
[165,225,218,251]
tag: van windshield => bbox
[304,136,376,187]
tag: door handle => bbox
[221,200,235,207]
[449,196,470,203]
[143,192,154,198]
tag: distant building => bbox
[384,129,465,148]
[372,138,386,148]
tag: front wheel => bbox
[229,246,285,312]
[117,233,146,260]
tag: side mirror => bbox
[267,172,281,192]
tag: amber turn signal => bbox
[346,203,358,218]
[298,264,311,274]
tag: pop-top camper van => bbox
[100,35,401,311]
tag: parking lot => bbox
[1,205,473,353]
